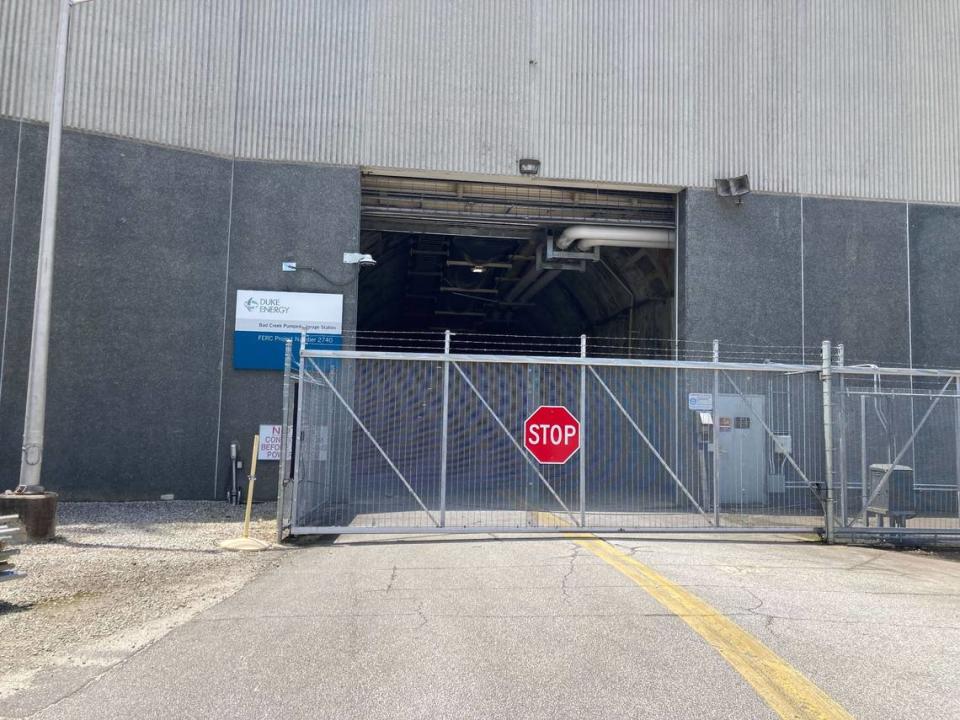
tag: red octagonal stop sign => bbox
[524,405,581,465]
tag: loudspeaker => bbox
[714,174,751,197]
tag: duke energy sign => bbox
[234,290,343,370]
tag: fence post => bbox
[836,344,848,527]
[580,334,587,528]
[289,332,307,532]
[276,339,293,543]
[439,330,451,527]
[821,340,836,543]
[955,376,960,525]
[712,339,721,527]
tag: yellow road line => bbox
[535,515,853,719]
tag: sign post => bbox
[523,406,581,465]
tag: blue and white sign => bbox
[234,290,343,370]
[687,392,714,411]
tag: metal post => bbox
[712,339,720,526]
[290,336,308,531]
[836,344,848,526]
[579,334,587,527]
[954,376,960,524]
[276,339,293,542]
[439,330,451,527]
[821,340,836,543]
[18,0,73,487]
[860,394,867,526]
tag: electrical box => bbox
[772,434,792,455]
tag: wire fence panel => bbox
[288,347,829,535]
[835,371,960,536]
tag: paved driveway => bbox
[5,533,960,719]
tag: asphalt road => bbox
[6,533,960,719]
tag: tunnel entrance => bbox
[357,173,676,355]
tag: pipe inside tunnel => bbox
[356,175,676,353]
[357,232,674,352]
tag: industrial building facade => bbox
[0,0,958,500]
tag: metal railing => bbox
[274,336,960,542]
[833,357,960,539]
[280,333,832,536]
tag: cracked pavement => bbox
[5,533,960,719]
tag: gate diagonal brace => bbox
[312,365,441,527]
[849,375,956,528]
[587,366,711,522]
[451,362,580,527]
[721,370,822,501]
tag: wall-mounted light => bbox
[470,265,486,274]
[343,252,377,267]
[279,252,377,286]
[518,158,541,176]
[714,174,751,205]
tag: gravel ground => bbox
[0,501,283,700]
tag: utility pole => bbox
[19,0,93,486]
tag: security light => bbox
[518,158,541,175]
[343,252,377,267]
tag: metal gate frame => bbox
[832,358,960,540]
[279,333,839,538]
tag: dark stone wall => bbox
[802,198,910,366]
[0,120,20,348]
[678,189,803,353]
[0,122,45,489]
[908,204,960,369]
[217,161,360,500]
[0,118,359,500]
[678,188,956,369]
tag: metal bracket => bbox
[545,235,600,262]
[536,246,587,272]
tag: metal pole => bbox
[821,340,835,543]
[836,344,848,526]
[290,337,307,532]
[954,376,960,524]
[439,330,451,527]
[579,334,587,527]
[860,394,867,527]
[18,0,73,487]
[712,339,720,526]
[276,339,293,542]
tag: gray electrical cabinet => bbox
[715,394,766,504]
[866,464,915,527]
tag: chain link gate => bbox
[833,362,960,539]
[278,334,831,536]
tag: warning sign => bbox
[258,424,284,461]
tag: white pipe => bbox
[555,225,674,251]
[575,235,675,250]
[20,0,73,486]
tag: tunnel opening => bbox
[357,173,677,355]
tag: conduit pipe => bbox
[555,225,674,251]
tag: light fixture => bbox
[714,174,751,205]
[343,252,377,267]
[518,158,541,176]
[470,264,486,274]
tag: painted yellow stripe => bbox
[535,515,852,720]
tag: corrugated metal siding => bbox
[1,0,958,203]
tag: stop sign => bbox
[523,405,581,464]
